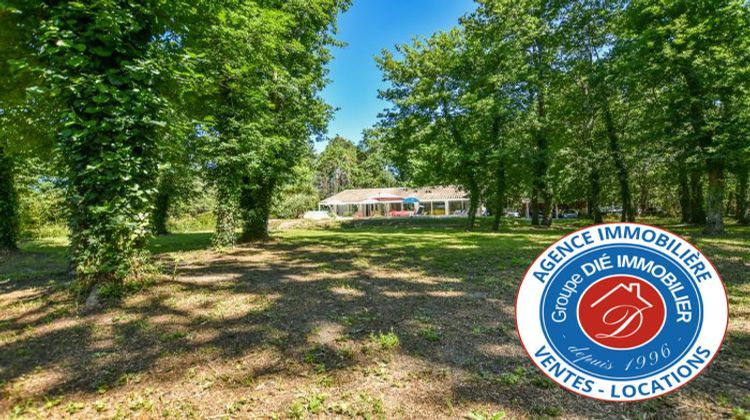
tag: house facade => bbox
[318,186,473,217]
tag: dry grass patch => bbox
[0,219,748,418]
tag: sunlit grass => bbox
[1,217,747,418]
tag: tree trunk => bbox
[239,177,275,241]
[541,190,553,226]
[638,176,649,218]
[0,144,19,251]
[677,160,691,223]
[533,89,550,227]
[151,178,172,236]
[439,97,480,231]
[589,167,603,224]
[725,191,734,217]
[490,115,506,232]
[466,176,480,231]
[704,160,725,234]
[212,183,238,249]
[492,160,506,231]
[680,64,719,229]
[601,98,635,222]
[737,166,748,225]
[531,195,540,226]
[689,169,706,224]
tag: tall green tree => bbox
[357,128,398,189]
[378,29,488,229]
[3,1,203,288]
[617,0,750,233]
[0,129,18,250]
[198,0,347,244]
[557,0,636,222]
[151,153,198,235]
[468,0,564,226]
[0,4,48,250]
[272,145,320,219]
[314,133,397,199]
[463,7,527,230]
[725,94,750,225]
[315,136,362,198]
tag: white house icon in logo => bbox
[590,283,654,340]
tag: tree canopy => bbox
[375,0,750,233]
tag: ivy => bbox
[4,0,201,289]
[0,142,19,251]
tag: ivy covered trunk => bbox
[601,99,635,222]
[491,161,506,231]
[65,117,159,286]
[704,160,725,234]
[737,167,749,225]
[689,170,705,224]
[677,160,692,223]
[588,166,603,224]
[39,2,164,287]
[239,177,275,241]
[151,177,172,235]
[212,182,238,249]
[0,144,19,251]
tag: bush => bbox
[17,176,68,239]
[166,182,217,233]
[167,212,216,233]
[273,192,319,219]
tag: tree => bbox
[726,94,750,225]
[0,36,20,250]
[237,0,348,241]
[617,0,750,233]
[370,0,748,231]
[0,5,50,251]
[357,128,398,189]
[467,0,565,227]
[314,133,397,200]
[378,29,488,230]
[0,101,59,247]
[151,161,195,235]
[315,136,362,198]
[3,1,204,288]
[463,7,527,231]
[551,0,638,223]
[0,131,18,251]
[273,145,320,219]
[197,0,348,244]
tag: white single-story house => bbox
[318,186,475,217]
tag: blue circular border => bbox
[539,244,704,381]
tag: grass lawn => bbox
[1,218,748,418]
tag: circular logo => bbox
[516,223,728,401]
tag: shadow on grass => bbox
[148,232,213,254]
[0,219,748,417]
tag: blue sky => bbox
[316,0,475,151]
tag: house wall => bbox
[322,198,472,217]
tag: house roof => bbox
[319,186,469,205]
